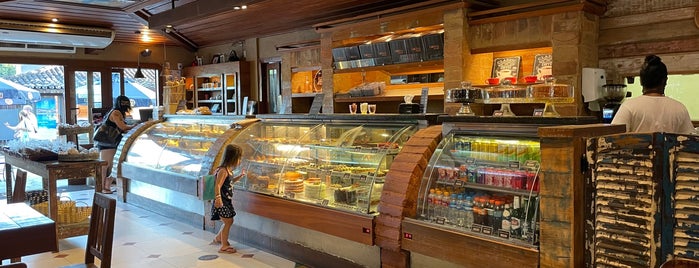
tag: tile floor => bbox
[1,189,302,268]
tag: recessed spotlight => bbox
[241,5,247,9]
[234,6,240,10]
[51,18,59,23]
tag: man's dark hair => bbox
[640,54,668,92]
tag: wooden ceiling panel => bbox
[0,0,461,51]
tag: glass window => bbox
[626,74,698,120]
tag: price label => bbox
[435,217,446,225]
[466,158,476,164]
[493,110,504,117]
[359,175,368,183]
[471,224,483,233]
[525,160,540,168]
[481,226,493,235]
[455,180,464,187]
[498,230,511,239]
[284,192,295,199]
[317,199,330,206]
[508,161,520,169]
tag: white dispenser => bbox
[582,68,607,111]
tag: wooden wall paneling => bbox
[599,7,695,30]
[598,19,699,47]
[603,0,697,18]
[598,38,699,60]
[599,52,699,78]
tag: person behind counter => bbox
[611,55,694,133]
[97,95,137,194]
[211,144,246,254]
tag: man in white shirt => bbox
[611,55,694,134]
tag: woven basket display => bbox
[32,197,91,224]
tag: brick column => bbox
[376,125,442,267]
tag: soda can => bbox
[516,144,529,163]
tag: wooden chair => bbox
[10,170,27,204]
[63,193,116,268]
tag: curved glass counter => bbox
[231,120,416,214]
[415,130,541,248]
[125,118,230,176]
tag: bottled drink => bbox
[464,204,474,229]
[427,189,436,221]
[455,195,465,227]
[493,200,504,232]
[439,191,450,219]
[511,196,523,238]
[484,198,494,227]
[435,190,443,219]
[447,194,459,225]
[501,203,512,234]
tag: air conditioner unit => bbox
[0,19,115,53]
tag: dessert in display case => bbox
[414,129,541,247]
[231,119,416,214]
[118,115,250,227]
[477,77,573,117]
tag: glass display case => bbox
[231,120,416,214]
[125,118,230,176]
[415,130,541,247]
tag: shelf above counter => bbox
[333,60,444,74]
[335,94,444,103]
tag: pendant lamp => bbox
[134,49,151,79]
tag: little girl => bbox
[211,144,245,254]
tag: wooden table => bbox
[2,152,105,240]
[0,203,58,261]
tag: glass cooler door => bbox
[416,131,541,247]
[233,121,415,214]
[126,121,229,176]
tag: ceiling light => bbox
[241,5,247,9]
[233,6,240,10]
[51,18,59,23]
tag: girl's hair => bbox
[640,54,668,92]
[114,95,132,113]
[220,144,242,168]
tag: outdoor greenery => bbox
[0,64,16,78]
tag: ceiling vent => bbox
[0,19,115,53]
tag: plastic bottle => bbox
[454,195,464,227]
[464,196,474,228]
[493,200,504,232]
[440,191,451,220]
[427,189,436,221]
[447,199,459,225]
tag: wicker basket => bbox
[32,197,91,224]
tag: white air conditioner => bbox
[0,19,115,53]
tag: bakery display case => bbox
[117,115,252,228]
[231,116,416,214]
[125,118,228,176]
